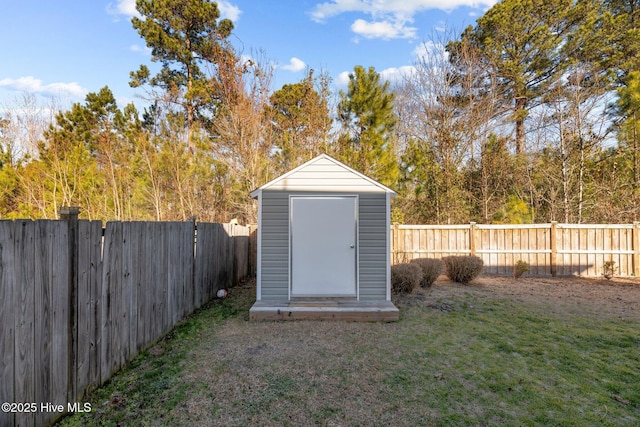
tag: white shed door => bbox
[291,196,357,297]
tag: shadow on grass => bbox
[55,279,257,427]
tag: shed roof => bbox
[251,154,396,198]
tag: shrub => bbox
[391,263,423,294]
[442,256,484,284]
[603,260,616,280]
[410,258,444,288]
[514,260,530,279]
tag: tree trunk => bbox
[558,109,570,223]
[515,96,527,154]
[577,106,585,224]
[633,111,638,222]
[634,111,638,189]
[186,63,194,153]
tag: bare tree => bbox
[541,66,614,222]
[208,49,275,223]
[0,93,58,161]
[395,31,500,223]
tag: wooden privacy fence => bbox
[0,214,251,427]
[392,222,640,277]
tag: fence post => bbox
[634,222,640,277]
[550,222,557,277]
[59,206,79,402]
[392,223,399,264]
[248,224,257,277]
[191,217,197,310]
[469,222,476,257]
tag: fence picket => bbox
[121,222,132,367]
[136,222,147,353]
[15,220,36,427]
[51,221,70,411]
[75,220,102,397]
[0,221,15,427]
[34,221,52,427]
[100,223,114,383]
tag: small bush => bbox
[603,260,616,280]
[443,256,484,284]
[410,258,444,288]
[391,263,423,294]
[514,260,530,279]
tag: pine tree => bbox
[450,0,592,154]
[267,70,332,173]
[130,0,234,150]
[616,71,640,220]
[336,65,399,187]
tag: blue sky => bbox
[0,0,496,112]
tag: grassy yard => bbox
[57,277,640,426]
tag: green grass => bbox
[57,281,640,426]
[56,287,251,427]
[391,298,640,426]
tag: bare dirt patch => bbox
[431,275,640,321]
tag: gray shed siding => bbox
[358,193,388,300]
[260,191,290,300]
[259,190,388,301]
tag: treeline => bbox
[1,0,638,224]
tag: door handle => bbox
[350,245,355,249]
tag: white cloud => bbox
[434,20,447,32]
[334,65,414,90]
[217,1,242,22]
[310,0,496,40]
[116,95,135,107]
[0,76,87,100]
[106,0,140,18]
[311,0,496,21]
[413,40,446,58]
[281,57,306,72]
[130,44,151,55]
[351,18,416,40]
[380,65,415,82]
[336,71,351,89]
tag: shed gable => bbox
[251,154,395,196]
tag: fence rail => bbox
[391,222,640,277]
[0,214,251,427]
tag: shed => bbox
[249,154,399,321]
